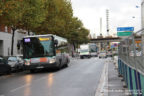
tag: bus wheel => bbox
[65,59,69,67]
[56,62,62,70]
[30,69,35,73]
[65,64,68,67]
[65,60,69,67]
[88,56,91,58]
[80,56,83,59]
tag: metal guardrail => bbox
[118,29,144,95]
[118,28,144,74]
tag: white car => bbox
[8,56,24,71]
[99,52,107,58]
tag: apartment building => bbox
[0,25,27,56]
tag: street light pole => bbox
[141,0,144,56]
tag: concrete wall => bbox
[0,32,12,56]
[0,30,26,56]
[0,40,3,56]
[13,30,26,55]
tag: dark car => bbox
[0,57,11,74]
[7,56,24,72]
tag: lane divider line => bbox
[95,61,108,96]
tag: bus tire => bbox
[30,69,35,73]
[80,56,83,59]
[64,59,69,67]
[65,61,69,67]
[56,61,62,70]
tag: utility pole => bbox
[141,0,144,55]
[106,10,110,52]
[100,18,103,51]
[106,9,109,36]
[100,17,102,36]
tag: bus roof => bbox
[23,34,53,38]
[23,34,67,41]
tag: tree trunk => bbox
[73,42,76,51]
[11,28,16,56]
[72,42,76,57]
[28,30,30,35]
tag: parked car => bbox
[7,56,24,72]
[99,52,107,58]
[16,55,24,70]
[112,50,118,56]
[0,57,11,74]
[106,51,112,57]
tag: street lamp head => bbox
[132,16,135,18]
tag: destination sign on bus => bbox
[24,38,31,43]
[39,38,51,41]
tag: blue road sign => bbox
[117,27,134,32]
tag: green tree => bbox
[34,0,90,47]
[0,0,90,55]
[20,0,47,35]
[0,0,25,55]
[0,0,47,55]
[35,0,73,36]
[67,17,89,44]
[77,27,90,44]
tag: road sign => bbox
[117,32,132,36]
[117,27,134,37]
[117,27,134,32]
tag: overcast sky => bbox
[71,0,141,37]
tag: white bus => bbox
[89,43,98,57]
[22,34,70,72]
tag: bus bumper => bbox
[25,62,58,70]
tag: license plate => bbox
[36,66,44,69]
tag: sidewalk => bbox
[108,61,126,96]
[95,57,129,96]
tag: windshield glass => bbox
[23,37,54,59]
[8,57,17,61]
[90,45,97,52]
[0,58,4,63]
[80,49,89,52]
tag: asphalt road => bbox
[0,57,106,96]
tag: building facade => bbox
[0,25,26,56]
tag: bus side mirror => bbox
[54,40,58,46]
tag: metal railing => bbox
[119,28,144,74]
[118,29,144,95]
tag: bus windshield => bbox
[80,49,89,52]
[23,37,54,59]
[90,44,97,52]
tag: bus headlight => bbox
[49,58,56,64]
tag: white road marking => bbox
[95,60,108,96]
[10,76,47,92]
[0,95,5,96]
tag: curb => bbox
[95,61,108,96]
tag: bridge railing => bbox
[118,29,144,95]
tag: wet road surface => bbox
[0,57,106,96]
